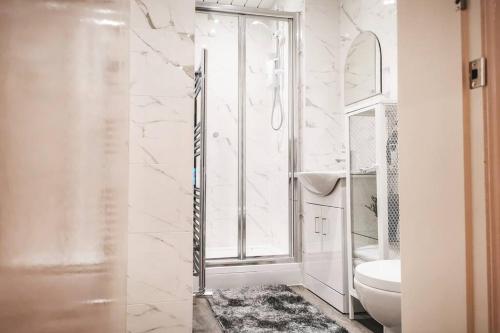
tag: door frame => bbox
[482,0,500,331]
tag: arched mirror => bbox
[344,31,382,106]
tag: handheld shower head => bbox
[250,20,286,132]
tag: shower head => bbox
[250,20,286,132]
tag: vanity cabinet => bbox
[303,203,345,291]
[302,183,348,313]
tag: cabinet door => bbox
[318,206,345,294]
[303,203,323,279]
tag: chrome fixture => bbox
[193,49,209,296]
[250,19,286,130]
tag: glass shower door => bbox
[195,8,296,263]
[245,17,291,257]
[196,12,240,259]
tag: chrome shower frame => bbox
[195,2,301,266]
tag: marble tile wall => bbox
[128,0,194,332]
[302,0,345,172]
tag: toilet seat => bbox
[355,260,401,293]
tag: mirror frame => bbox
[344,31,383,106]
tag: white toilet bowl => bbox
[354,260,401,333]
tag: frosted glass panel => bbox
[245,17,290,257]
[0,0,128,331]
[195,13,239,259]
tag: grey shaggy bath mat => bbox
[208,284,348,333]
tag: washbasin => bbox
[296,171,346,196]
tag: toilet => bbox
[354,260,401,333]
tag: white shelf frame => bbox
[344,100,394,318]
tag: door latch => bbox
[470,57,486,89]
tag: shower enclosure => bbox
[195,4,299,266]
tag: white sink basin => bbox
[296,171,346,196]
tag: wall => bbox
[302,0,343,172]
[0,1,129,332]
[128,0,194,332]
[399,1,468,332]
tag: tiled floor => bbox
[193,297,223,333]
[193,285,382,333]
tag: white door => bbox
[318,206,345,294]
[303,203,323,280]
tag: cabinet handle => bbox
[322,217,327,235]
[314,217,320,233]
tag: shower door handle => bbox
[314,217,320,233]
[321,218,328,235]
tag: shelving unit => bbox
[345,101,399,318]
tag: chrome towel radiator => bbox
[193,49,208,296]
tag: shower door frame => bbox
[195,3,301,266]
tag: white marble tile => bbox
[129,164,192,233]
[302,113,346,171]
[128,1,194,332]
[127,232,192,304]
[130,96,192,165]
[130,28,194,97]
[276,0,305,11]
[303,0,343,172]
[131,0,194,34]
[127,300,192,333]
